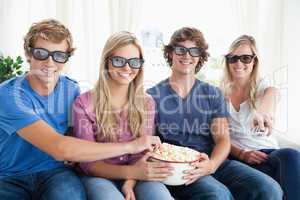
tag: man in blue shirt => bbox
[0,19,161,200]
[147,27,283,200]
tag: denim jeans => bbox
[0,167,86,200]
[167,159,283,200]
[249,148,300,200]
[80,176,174,200]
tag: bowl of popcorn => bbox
[150,143,202,186]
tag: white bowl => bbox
[150,157,198,186]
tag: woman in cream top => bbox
[221,35,300,199]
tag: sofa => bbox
[275,133,300,151]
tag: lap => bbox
[80,176,124,200]
[0,167,86,200]
[134,181,173,200]
[265,148,300,162]
[36,167,86,200]
[249,148,300,177]
[81,177,173,200]
[0,176,31,200]
[215,160,283,200]
[168,175,233,200]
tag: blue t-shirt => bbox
[0,75,80,178]
[147,78,229,155]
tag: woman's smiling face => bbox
[228,44,255,81]
[108,44,141,86]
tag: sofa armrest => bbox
[274,133,300,151]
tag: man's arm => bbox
[183,117,231,185]
[209,117,231,171]
[17,120,161,162]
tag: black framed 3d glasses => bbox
[109,56,144,69]
[225,54,256,64]
[173,46,202,57]
[30,47,71,63]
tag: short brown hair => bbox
[24,19,75,56]
[163,27,209,73]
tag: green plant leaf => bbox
[16,56,23,64]
[16,65,22,70]
[0,54,24,83]
[5,57,13,65]
[13,63,18,69]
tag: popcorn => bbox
[152,143,201,162]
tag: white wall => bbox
[282,0,300,142]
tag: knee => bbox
[60,186,86,200]
[81,176,109,185]
[216,186,233,200]
[189,177,233,200]
[50,176,86,200]
[274,148,300,164]
[200,183,232,200]
[81,177,124,200]
[255,178,283,200]
[81,176,114,190]
[135,181,173,200]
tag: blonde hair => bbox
[24,19,75,56]
[221,35,260,109]
[93,31,146,142]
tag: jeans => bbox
[168,159,283,200]
[0,167,86,200]
[80,176,174,200]
[250,148,300,200]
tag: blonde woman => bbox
[221,35,300,199]
[72,31,174,200]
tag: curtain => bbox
[108,0,142,33]
[230,0,284,76]
[0,0,57,60]
[0,0,142,90]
